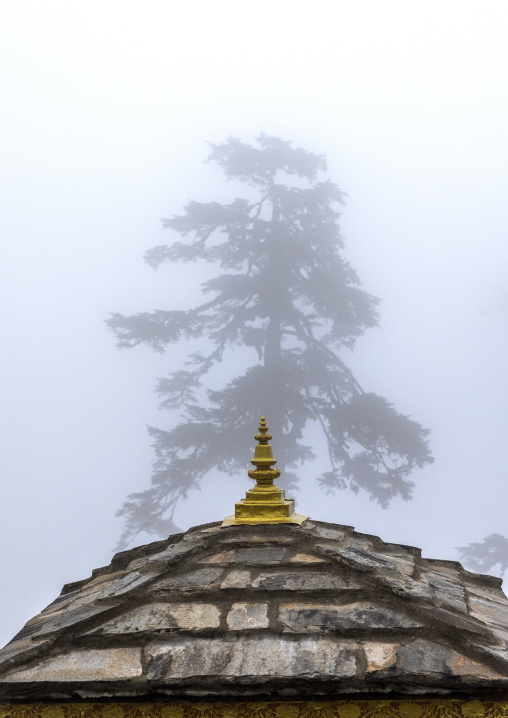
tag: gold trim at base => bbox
[1,699,508,718]
[221,512,308,526]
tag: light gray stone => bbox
[315,541,414,576]
[219,535,296,545]
[363,642,398,672]
[396,639,505,680]
[82,603,221,635]
[252,571,361,591]
[0,637,50,670]
[201,547,286,565]
[290,554,326,564]
[420,566,468,613]
[465,581,508,607]
[146,636,358,681]
[221,570,252,589]
[1,648,142,682]
[13,602,121,640]
[303,524,347,542]
[129,536,209,571]
[422,606,490,637]
[469,594,508,632]
[95,570,160,599]
[22,572,123,628]
[150,568,222,592]
[227,603,269,630]
[377,574,433,602]
[279,602,421,632]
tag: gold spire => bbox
[222,416,307,526]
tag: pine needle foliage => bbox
[459,534,508,577]
[107,135,433,549]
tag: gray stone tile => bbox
[420,566,468,613]
[279,601,422,632]
[201,548,286,565]
[363,642,398,672]
[82,603,221,635]
[396,639,506,680]
[252,571,362,591]
[0,648,142,682]
[315,541,414,576]
[150,568,222,592]
[226,603,269,630]
[146,636,358,681]
[221,570,252,589]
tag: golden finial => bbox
[222,416,307,526]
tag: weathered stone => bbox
[219,535,296,545]
[315,541,414,576]
[290,554,326,564]
[422,606,490,638]
[469,594,508,632]
[12,602,120,641]
[252,571,361,591]
[146,636,358,681]
[0,637,50,670]
[5,520,508,698]
[95,570,160,599]
[183,525,222,539]
[82,603,221,635]
[150,568,222,592]
[279,602,421,632]
[130,535,211,571]
[363,642,398,672]
[465,581,508,607]
[221,570,252,589]
[21,572,123,628]
[396,639,506,680]
[420,566,468,613]
[303,524,347,542]
[0,648,142,682]
[227,602,269,630]
[201,548,286,565]
[377,574,433,602]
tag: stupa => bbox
[2,418,508,718]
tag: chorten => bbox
[2,418,508,717]
[222,416,307,526]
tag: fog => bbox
[1,1,508,648]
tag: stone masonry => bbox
[1,520,508,700]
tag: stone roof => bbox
[2,519,508,701]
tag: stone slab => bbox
[201,548,286,565]
[221,570,252,589]
[252,571,362,591]
[150,568,222,593]
[279,602,421,632]
[396,639,506,681]
[363,642,398,672]
[146,636,358,681]
[227,603,269,630]
[290,554,326,564]
[82,603,221,635]
[0,648,142,682]
[420,567,468,613]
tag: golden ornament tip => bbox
[221,416,308,527]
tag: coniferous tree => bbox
[459,534,508,577]
[108,135,433,548]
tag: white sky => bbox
[1,1,508,647]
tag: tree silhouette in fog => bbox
[459,534,508,577]
[108,135,433,548]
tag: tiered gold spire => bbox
[222,416,307,526]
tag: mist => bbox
[1,1,508,648]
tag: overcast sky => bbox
[1,1,508,648]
